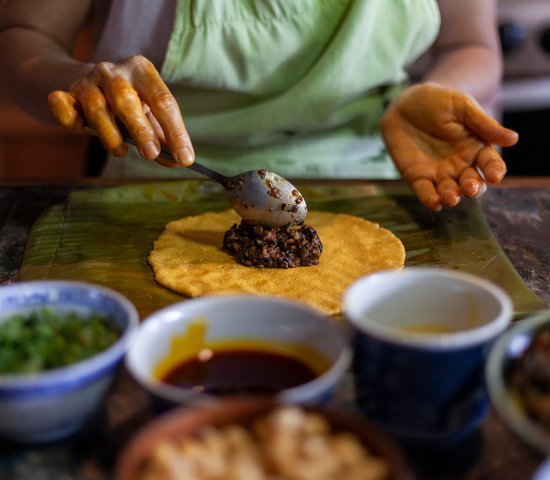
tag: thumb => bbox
[463,97,519,147]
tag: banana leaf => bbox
[20,181,545,320]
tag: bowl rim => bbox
[125,294,351,405]
[486,309,550,455]
[115,397,415,480]
[344,268,513,350]
[0,280,139,389]
[533,457,550,480]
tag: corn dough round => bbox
[148,210,405,315]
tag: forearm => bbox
[0,27,93,123]
[422,45,502,106]
[425,0,502,113]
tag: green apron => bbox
[102,0,440,178]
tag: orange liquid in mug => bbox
[400,324,457,335]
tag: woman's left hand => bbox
[380,82,519,211]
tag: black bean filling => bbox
[222,220,323,268]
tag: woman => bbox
[0,0,518,211]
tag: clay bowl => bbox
[116,396,414,480]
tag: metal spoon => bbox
[111,129,306,226]
[87,121,307,226]
[154,144,307,226]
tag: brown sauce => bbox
[160,348,318,396]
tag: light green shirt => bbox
[102,0,440,178]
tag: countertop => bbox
[0,177,549,480]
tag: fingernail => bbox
[490,168,506,183]
[176,147,195,166]
[113,145,128,157]
[430,198,442,212]
[141,141,160,160]
[443,191,460,207]
[466,182,480,197]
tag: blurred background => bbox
[498,0,550,176]
[0,12,95,179]
[1,0,549,179]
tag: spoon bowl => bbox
[90,124,308,226]
[156,146,307,227]
[224,169,307,227]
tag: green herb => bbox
[0,308,120,374]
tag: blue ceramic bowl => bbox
[486,310,550,456]
[0,281,139,443]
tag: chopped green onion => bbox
[0,308,120,374]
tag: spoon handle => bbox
[156,144,228,185]
[86,121,229,186]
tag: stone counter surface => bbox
[480,183,550,306]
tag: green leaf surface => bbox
[20,181,545,320]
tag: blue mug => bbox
[344,268,513,445]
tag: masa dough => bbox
[148,210,405,315]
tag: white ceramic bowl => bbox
[0,280,139,443]
[486,310,550,456]
[126,295,351,407]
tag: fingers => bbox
[409,159,475,210]
[412,150,502,210]
[72,78,127,157]
[101,74,160,161]
[143,102,167,144]
[411,174,490,210]
[475,145,507,184]
[49,87,127,157]
[433,149,501,205]
[131,57,195,166]
[410,179,443,212]
[47,91,87,133]
[458,166,486,198]
[91,60,160,161]
[436,178,461,207]
[49,56,194,167]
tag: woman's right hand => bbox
[48,55,194,168]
